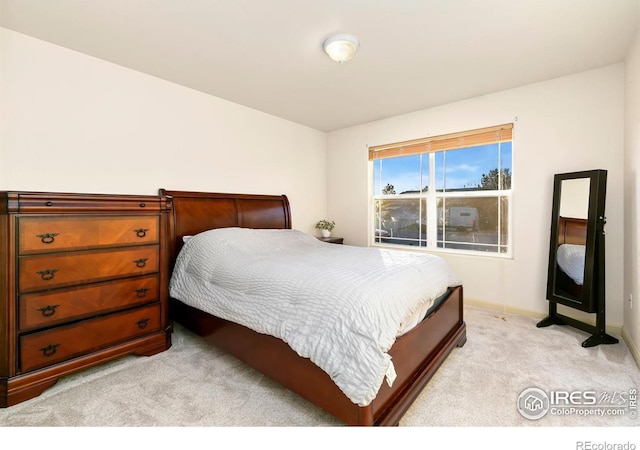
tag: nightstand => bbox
[317,236,344,244]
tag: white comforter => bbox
[557,243,586,285]
[169,227,461,406]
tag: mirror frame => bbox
[546,169,606,312]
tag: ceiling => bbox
[1,0,638,132]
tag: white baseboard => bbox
[621,327,640,370]
[465,297,546,319]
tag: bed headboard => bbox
[159,189,291,266]
[557,216,587,246]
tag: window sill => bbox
[370,241,513,260]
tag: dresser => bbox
[0,191,172,407]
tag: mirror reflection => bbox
[553,178,590,301]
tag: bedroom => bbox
[0,0,639,443]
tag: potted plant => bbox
[315,219,335,238]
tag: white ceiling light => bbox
[323,34,359,64]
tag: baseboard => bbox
[621,327,640,370]
[465,298,546,319]
[464,298,623,336]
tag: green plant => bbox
[315,219,335,231]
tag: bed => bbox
[160,189,467,426]
[555,216,587,298]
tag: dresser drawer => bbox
[20,303,161,372]
[19,275,159,331]
[16,193,163,213]
[19,246,159,292]
[19,216,159,254]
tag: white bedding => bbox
[169,227,461,407]
[556,243,585,285]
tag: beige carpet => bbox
[1,304,638,431]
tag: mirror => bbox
[551,177,591,307]
[537,169,617,347]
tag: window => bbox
[370,124,513,256]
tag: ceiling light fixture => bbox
[323,34,359,64]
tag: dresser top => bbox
[0,191,170,214]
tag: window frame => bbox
[369,124,514,258]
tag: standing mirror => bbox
[537,169,618,347]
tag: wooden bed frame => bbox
[558,216,587,246]
[159,189,467,426]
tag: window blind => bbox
[368,123,513,161]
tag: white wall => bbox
[623,14,640,357]
[0,28,327,234]
[327,65,625,326]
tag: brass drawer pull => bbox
[36,268,59,281]
[133,258,148,268]
[134,228,148,238]
[38,304,60,317]
[39,343,60,357]
[134,288,149,298]
[36,232,59,244]
[136,318,150,329]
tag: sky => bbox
[374,142,513,194]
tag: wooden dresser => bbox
[0,191,172,407]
